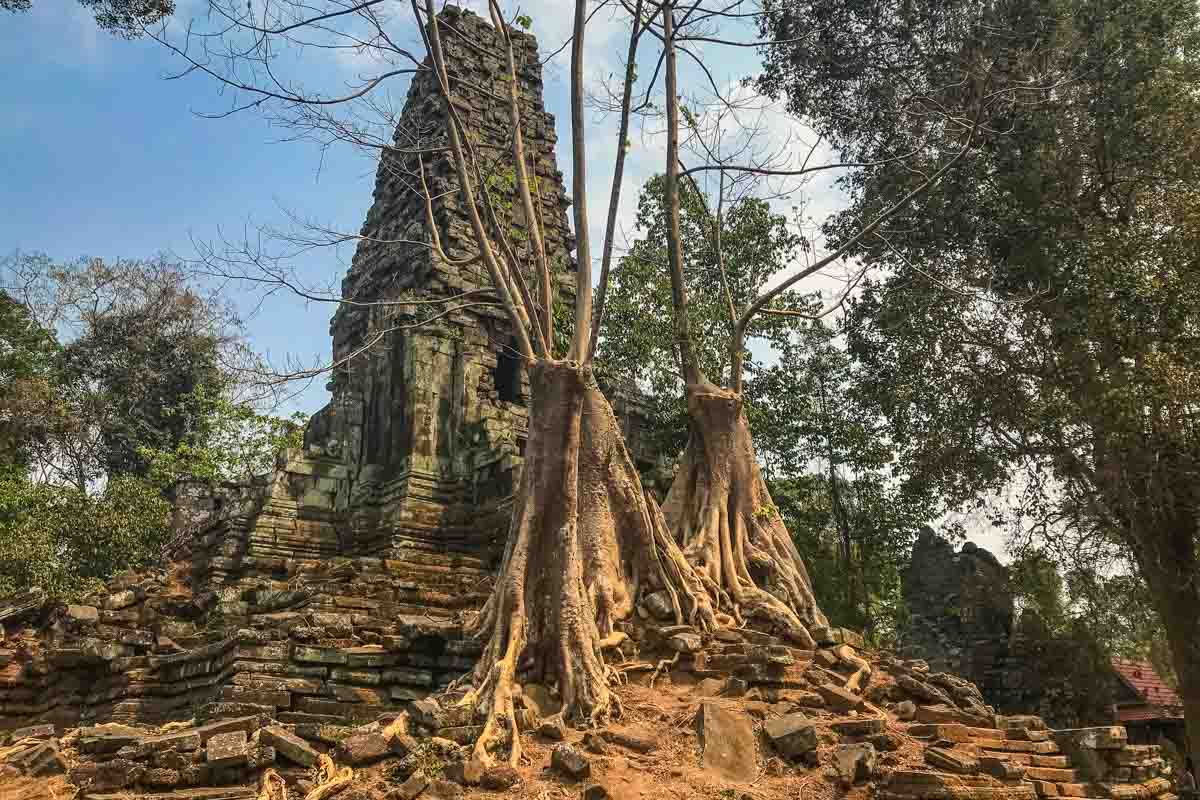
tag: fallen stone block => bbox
[925,746,979,774]
[763,713,817,759]
[835,742,876,786]
[599,729,656,754]
[695,701,758,782]
[260,725,321,767]
[830,716,887,737]
[205,731,248,768]
[551,744,591,780]
[817,682,865,712]
[335,732,392,765]
[9,723,56,740]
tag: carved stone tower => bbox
[190,7,583,610]
[303,5,576,559]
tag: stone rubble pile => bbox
[0,607,1183,800]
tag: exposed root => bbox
[303,754,352,800]
[650,652,681,689]
[835,644,872,693]
[257,769,288,800]
[381,712,410,741]
[460,361,725,768]
[664,385,828,647]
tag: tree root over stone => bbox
[664,385,829,649]
[456,361,722,770]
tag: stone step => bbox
[979,749,1059,766]
[1025,766,1083,783]
[880,770,1038,800]
[1101,779,1174,800]
[85,789,257,800]
[974,737,1060,754]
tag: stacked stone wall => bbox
[0,555,483,734]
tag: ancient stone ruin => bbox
[0,9,1185,800]
[900,527,1189,753]
[899,528,1014,703]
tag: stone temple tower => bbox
[189,7,645,612]
[302,5,576,557]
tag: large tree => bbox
[600,179,934,639]
[765,0,1200,761]
[598,175,807,459]
[647,0,1043,645]
[147,0,769,768]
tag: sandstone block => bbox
[817,682,865,711]
[260,725,321,767]
[925,746,978,774]
[835,742,876,786]
[66,605,100,623]
[551,744,591,780]
[763,713,817,759]
[206,731,248,768]
[695,701,757,782]
[334,732,391,765]
[395,770,430,800]
[830,716,887,737]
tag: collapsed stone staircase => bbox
[0,568,1183,800]
[878,663,1176,800]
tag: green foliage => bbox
[598,178,938,639]
[0,253,302,601]
[2,0,175,38]
[141,392,304,487]
[761,0,1200,702]
[0,474,170,600]
[0,292,60,478]
[53,258,231,479]
[598,175,808,456]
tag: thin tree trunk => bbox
[818,370,856,621]
[662,2,702,386]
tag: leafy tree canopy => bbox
[0,252,301,601]
[1,0,173,38]
[759,0,1200,750]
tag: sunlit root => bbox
[257,769,288,800]
[461,362,724,768]
[835,643,872,693]
[665,386,828,648]
[303,754,353,800]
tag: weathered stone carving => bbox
[900,528,1013,695]
[0,6,577,736]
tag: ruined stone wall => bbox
[900,530,1126,729]
[900,528,1014,698]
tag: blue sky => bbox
[1,1,847,413]
[0,1,1006,556]
[1,2,379,412]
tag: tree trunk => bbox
[462,361,719,767]
[664,384,828,649]
[1132,517,1200,767]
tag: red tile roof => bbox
[1112,658,1183,720]
[1116,706,1183,723]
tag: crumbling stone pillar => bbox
[900,528,1014,700]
